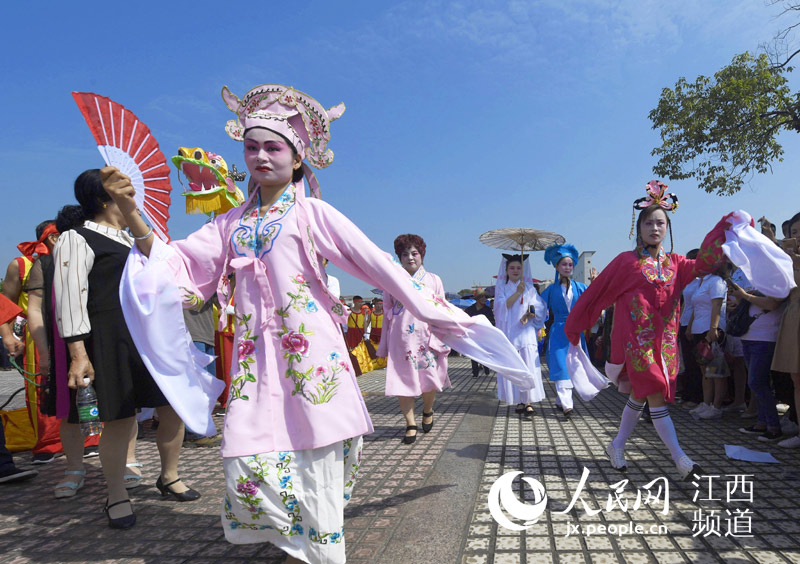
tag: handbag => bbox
[704,342,730,378]
[726,293,765,337]
[695,340,714,365]
[0,388,36,452]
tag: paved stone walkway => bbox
[0,359,799,564]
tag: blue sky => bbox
[2,1,799,296]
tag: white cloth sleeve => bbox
[119,238,224,435]
[528,288,547,329]
[53,230,95,339]
[493,281,510,336]
[307,199,532,387]
[566,343,610,401]
[722,210,797,298]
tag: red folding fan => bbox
[72,92,172,241]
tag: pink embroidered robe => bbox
[378,267,451,397]
[125,180,533,457]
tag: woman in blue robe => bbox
[540,244,588,418]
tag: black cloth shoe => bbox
[31,452,62,465]
[83,446,99,458]
[0,467,38,484]
[402,425,418,444]
[104,499,136,529]
[422,411,434,433]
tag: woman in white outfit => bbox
[493,254,547,415]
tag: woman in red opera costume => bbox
[565,181,728,481]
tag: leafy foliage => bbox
[650,52,800,195]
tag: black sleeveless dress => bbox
[67,227,168,422]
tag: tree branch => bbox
[772,47,800,67]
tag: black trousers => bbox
[678,327,704,403]
[471,360,490,376]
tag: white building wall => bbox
[574,251,596,285]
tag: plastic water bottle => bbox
[76,378,102,436]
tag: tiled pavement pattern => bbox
[0,358,799,564]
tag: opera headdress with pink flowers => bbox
[221,84,345,199]
[629,180,679,238]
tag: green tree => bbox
[649,51,799,195]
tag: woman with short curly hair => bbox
[378,233,450,444]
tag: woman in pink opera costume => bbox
[493,253,547,416]
[101,84,532,564]
[378,234,450,444]
[564,180,795,482]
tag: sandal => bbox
[515,403,525,414]
[402,425,418,445]
[124,462,143,490]
[524,405,535,417]
[54,470,86,499]
[422,411,434,433]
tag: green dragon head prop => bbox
[172,147,246,216]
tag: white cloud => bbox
[308,0,786,77]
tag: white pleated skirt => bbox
[222,436,363,564]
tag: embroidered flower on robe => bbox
[238,339,256,360]
[636,328,656,346]
[236,479,260,496]
[429,294,451,309]
[230,314,258,402]
[281,331,311,356]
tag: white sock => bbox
[650,406,688,463]
[612,398,645,449]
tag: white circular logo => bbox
[488,471,548,531]
[89,407,99,417]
